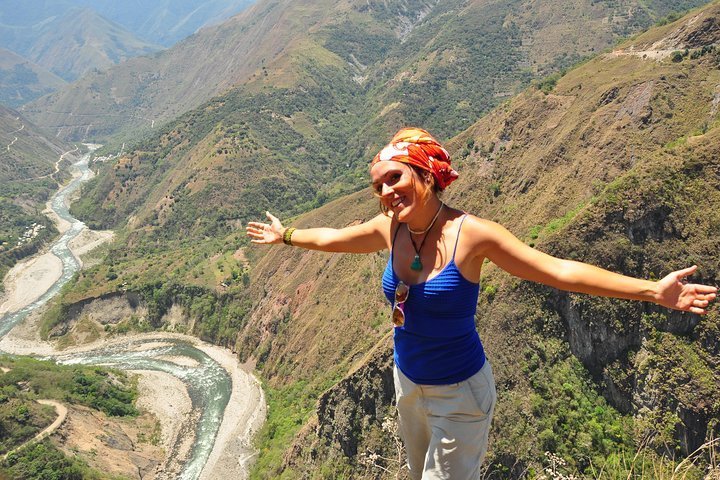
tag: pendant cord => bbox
[408,203,444,270]
[409,227,430,258]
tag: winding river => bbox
[0,148,244,479]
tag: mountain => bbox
[0,48,66,107]
[0,105,73,292]
[27,8,161,82]
[0,8,162,82]
[41,0,720,478]
[23,0,707,143]
[78,0,256,47]
[0,0,255,48]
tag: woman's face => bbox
[370,161,430,221]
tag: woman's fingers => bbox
[675,265,697,281]
[246,215,284,245]
[694,292,717,301]
[266,211,280,224]
[694,284,718,294]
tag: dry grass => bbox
[538,437,720,480]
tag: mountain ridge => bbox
[24,0,706,143]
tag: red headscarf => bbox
[371,127,458,190]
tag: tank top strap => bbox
[390,221,402,256]
[451,213,469,260]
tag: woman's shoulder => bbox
[452,210,509,243]
[447,209,499,231]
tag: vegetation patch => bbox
[1,440,125,480]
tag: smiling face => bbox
[370,160,434,221]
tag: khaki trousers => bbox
[394,361,496,480]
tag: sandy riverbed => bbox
[0,196,266,479]
[0,252,63,317]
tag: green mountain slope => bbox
[43,0,720,478]
[62,0,713,240]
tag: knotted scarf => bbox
[371,127,459,190]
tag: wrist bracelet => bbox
[283,227,296,246]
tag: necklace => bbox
[408,203,444,271]
[408,202,444,235]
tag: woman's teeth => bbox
[392,198,403,207]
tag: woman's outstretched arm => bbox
[246,211,391,254]
[469,217,717,314]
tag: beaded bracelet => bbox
[282,227,296,246]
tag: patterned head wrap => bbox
[371,127,458,190]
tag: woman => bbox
[246,128,716,479]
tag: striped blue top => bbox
[382,215,486,385]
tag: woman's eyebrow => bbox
[372,169,402,187]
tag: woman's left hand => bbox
[655,265,717,314]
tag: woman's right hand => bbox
[246,211,285,245]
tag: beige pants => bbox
[394,361,496,480]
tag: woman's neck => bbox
[406,197,443,233]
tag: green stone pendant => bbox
[410,255,423,271]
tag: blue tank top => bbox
[382,214,486,385]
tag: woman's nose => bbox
[381,183,393,196]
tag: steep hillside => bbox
[0,107,69,182]
[24,0,706,142]
[0,106,73,292]
[0,49,66,107]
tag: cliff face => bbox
[278,342,399,479]
[314,341,395,459]
[542,134,720,455]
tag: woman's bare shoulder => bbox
[458,214,516,253]
[460,213,505,235]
